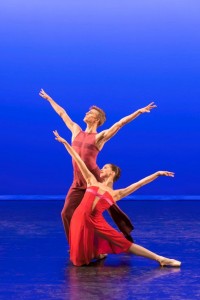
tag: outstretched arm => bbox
[114,171,174,201]
[39,89,81,136]
[96,102,157,149]
[53,130,97,186]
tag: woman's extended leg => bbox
[129,243,181,267]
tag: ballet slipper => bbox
[157,256,181,267]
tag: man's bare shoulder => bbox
[94,130,107,150]
[71,125,82,141]
[95,130,106,140]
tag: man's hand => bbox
[140,102,157,113]
[39,89,50,101]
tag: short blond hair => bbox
[90,105,106,127]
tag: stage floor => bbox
[0,200,200,300]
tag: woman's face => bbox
[100,164,113,179]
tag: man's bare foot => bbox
[97,254,108,260]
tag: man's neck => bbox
[85,123,98,133]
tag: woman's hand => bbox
[53,130,66,144]
[157,171,175,177]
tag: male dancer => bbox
[39,89,156,242]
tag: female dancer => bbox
[53,130,181,268]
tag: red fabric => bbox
[72,131,101,188]
[62,131,134,242]
[69,186,132,266]
[61,131,101,239]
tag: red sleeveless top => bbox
[71,131,101,188]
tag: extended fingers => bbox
[169,172,175,177]
[145,102,157,112]
[159,171,175,177]
[166,171,175,177]
[39,88,44,95]
[148,102,157,109]
[53,130,59,137]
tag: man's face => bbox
[83,109,99,125]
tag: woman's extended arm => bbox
[114,171,174,201]
[53,130,97,186]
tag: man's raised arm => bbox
[96,102,157,149]
[39,89,81,135]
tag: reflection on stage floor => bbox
[0,200,199,299]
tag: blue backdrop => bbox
[1,0,200,197]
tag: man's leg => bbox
[108,204,134,242]
[61,187,85,242]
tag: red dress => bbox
[62,131,134,241]
[69,186,132,266]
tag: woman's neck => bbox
[102,178,114,189]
